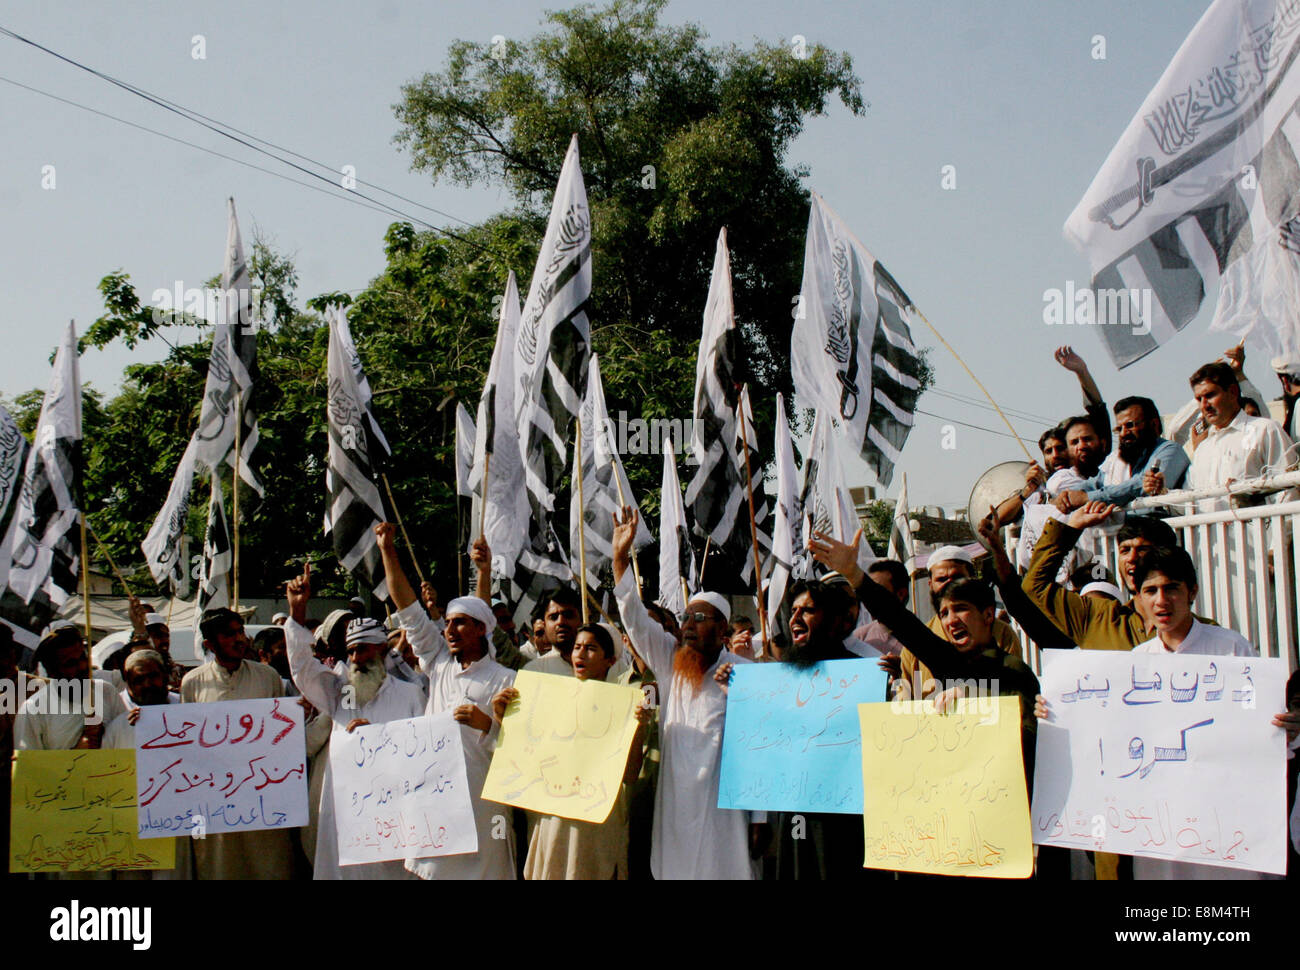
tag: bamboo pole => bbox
[737,387,770,648]
[80,514,92,648]
[611,468,643,592]
[231,390,241,609]
[86,522,131,595]
[698,535,712,589]
[381,473,427,587]
[912,307,1034,461]
[574,415,590,624]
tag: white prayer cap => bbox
[689,592,730,623]
[317,609,354,647]
[1080,581,1123,600]
[446,596,496,636]
[145,612,167,627]
[271,612,288,624]
[123,648,166,673]
[346,618,388,648]
[597,622,623,659]
[928,545,973,568]
[1272,352,1300,376]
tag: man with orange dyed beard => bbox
[610,505,760,879]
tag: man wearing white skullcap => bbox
[282,564,424,880]
[610,505,759,880]
[1272,351,1300,439]
[375,522,517,880]
[896,544,1023,701]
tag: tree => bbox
[393,0,866,502]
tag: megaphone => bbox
[967,460,1031,527]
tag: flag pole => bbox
[611,470,643,592]
[912,307,1033,461]
[479,452,491,539]
[231,390,241,609]
[574,415,590,624]
[381,473,427,587]
[86,521,132,595]
[698,536,712,588]
[80,513,92,648]
[737,387,770,648]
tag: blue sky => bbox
[0,0,1254,512]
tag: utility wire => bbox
[0,25,500,257]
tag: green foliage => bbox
[15,1,905,603]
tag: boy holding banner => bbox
[491,623,652,879]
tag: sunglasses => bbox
[679,610,715,624]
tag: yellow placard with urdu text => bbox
[10,749,175,873]
[858,696,1032,878]
[481,670,642,823]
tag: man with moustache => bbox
[280,562,425,880]
[103,649,194,880]
[611,505,760,880]
[523,587,583,675]
[718,579,884,879]
[180,607,294,880]
[1054,397,1189,514]
[378,522,518,880]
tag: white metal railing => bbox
[1097,472,1300,669]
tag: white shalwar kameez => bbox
[614,571,759,880]
[284,618,425,880]
[1132,621,1271,880]
[396,602,517,880]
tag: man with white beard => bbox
[377,522,518,880]
[279,562,425,880]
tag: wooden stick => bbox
[737,387,770,648]
[381,473,427,587]
[80,513,92,649]
[912,307,1034,461]
[85,521,131,595]
[611,467,643,592]
[698,535,712,588]
[231,390,241,609]
[574,415,590,624]
[479,451,491,538]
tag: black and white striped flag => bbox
[469,272,529,588]
[512,134,592,607]
[194,199,262,492]
[455,403,477,500]
[0,403,32,594]
[1066,0,1300,367]
[795,408,873,579]
[324,307,390,602]
[8,322,83,611]
[733,383,772,586]
[195,474,232,623]
[793,193,922,488]
[141,438,199,596]
[569,355,651,589]
[514,134,592,521]
[658,442,695,615]
[685,229,749,555]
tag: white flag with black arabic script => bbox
[793,193,922,487]
[141,438,199,594]
[1065,0,1300,367]
[8,322,82,609]
[324,310,390,602]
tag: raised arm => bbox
[975,511,1075,650]
[377,522,445,670]
[1020,502,1116,642]
[472,535,492,605]
[282,562,343,717]
[810,529,1007,685]
[1056,346,1111,455]
[611,505,675,679]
